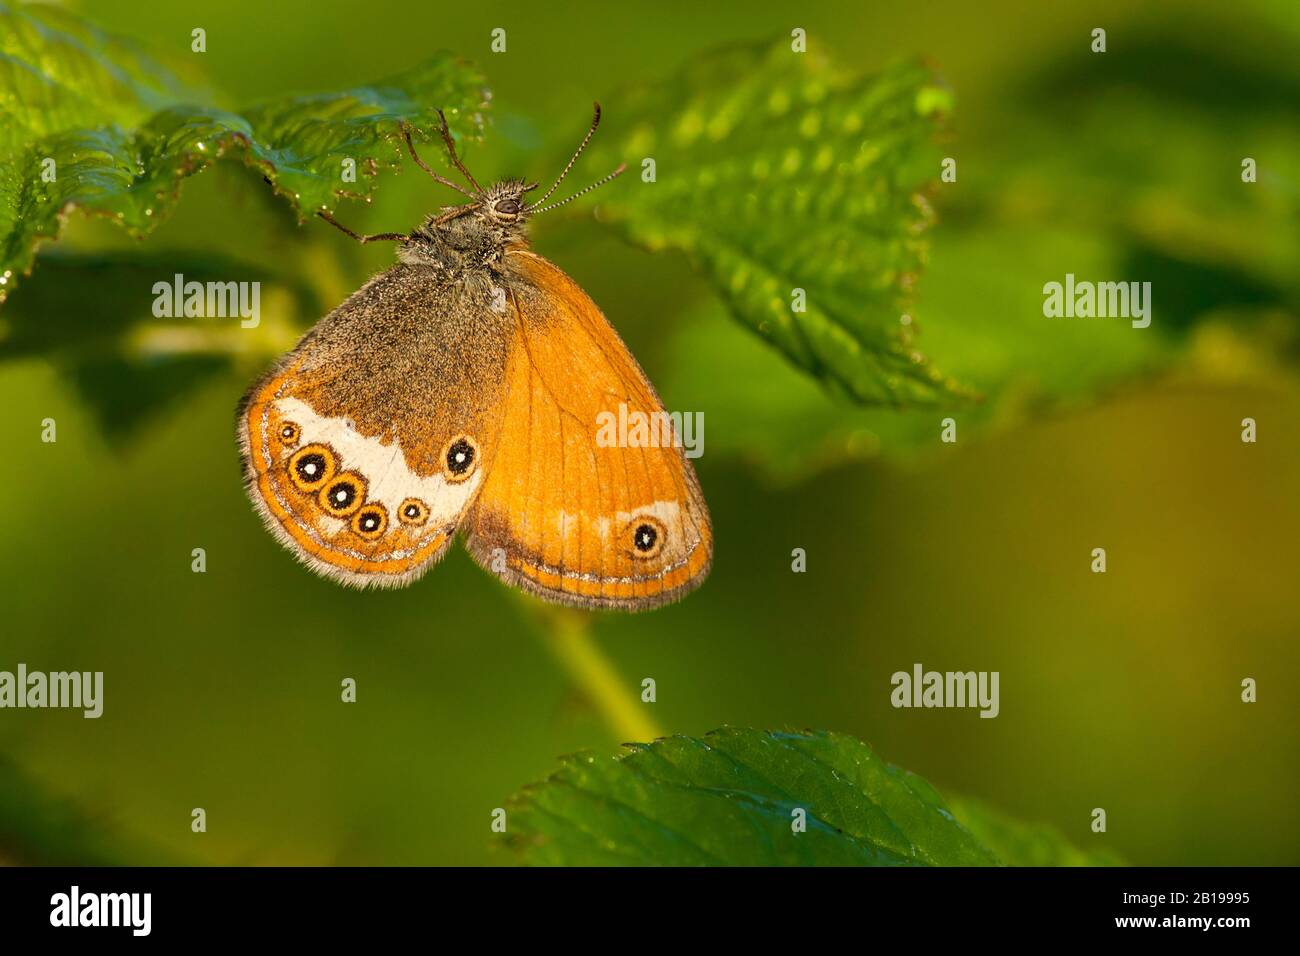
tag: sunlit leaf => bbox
[648,21,1300,479]
[580,40,964,406]
[661,223,1176,482]
[0,2,488,303]
[504,728,1009,866]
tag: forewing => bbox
[463,251,712,610]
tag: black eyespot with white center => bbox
[634,524,657,552]
[627,516,666,560]
[288,443,336,492]
[318,470,366,517]
[297,454,324,481]
[351,503,388,541]
[399,497,430,525]
[442,435,479,482]
[448,440,474,473]
[279,421,300,446]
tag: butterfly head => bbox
[409,179,538,256]
[478,179,539,226]
[318,104,625,256]
[417,103,624,229]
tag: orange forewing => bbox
[464,251,712,609]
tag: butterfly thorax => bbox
[398,178,532,278]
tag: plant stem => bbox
[515,596,663,743]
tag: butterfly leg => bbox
[432,202,480,226]
[434,109,484,195]
[400,124,478,200]
[316,211,408,244]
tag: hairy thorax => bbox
[397,187,533,283]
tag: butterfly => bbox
[238,105,712,610]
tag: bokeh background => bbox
[2,0,1298,865]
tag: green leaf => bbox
[0,2,488,303]
[660,223,1174,483]
[581,39,963,406]
[945,795,1123,867]
[653,21,1300,480]
[503,728,1003,866]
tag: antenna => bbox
[530,102,604,209]
[528,163,627,216]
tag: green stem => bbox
[513,596,663,743]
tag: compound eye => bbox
[494,198,520,216]
[442,435,479,482]
[288,444,336,492]
[318,472,367,517]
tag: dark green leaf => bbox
[653,21,1300,480]
[503,728,1001,866]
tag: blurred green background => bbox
[2,0,1298,865]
